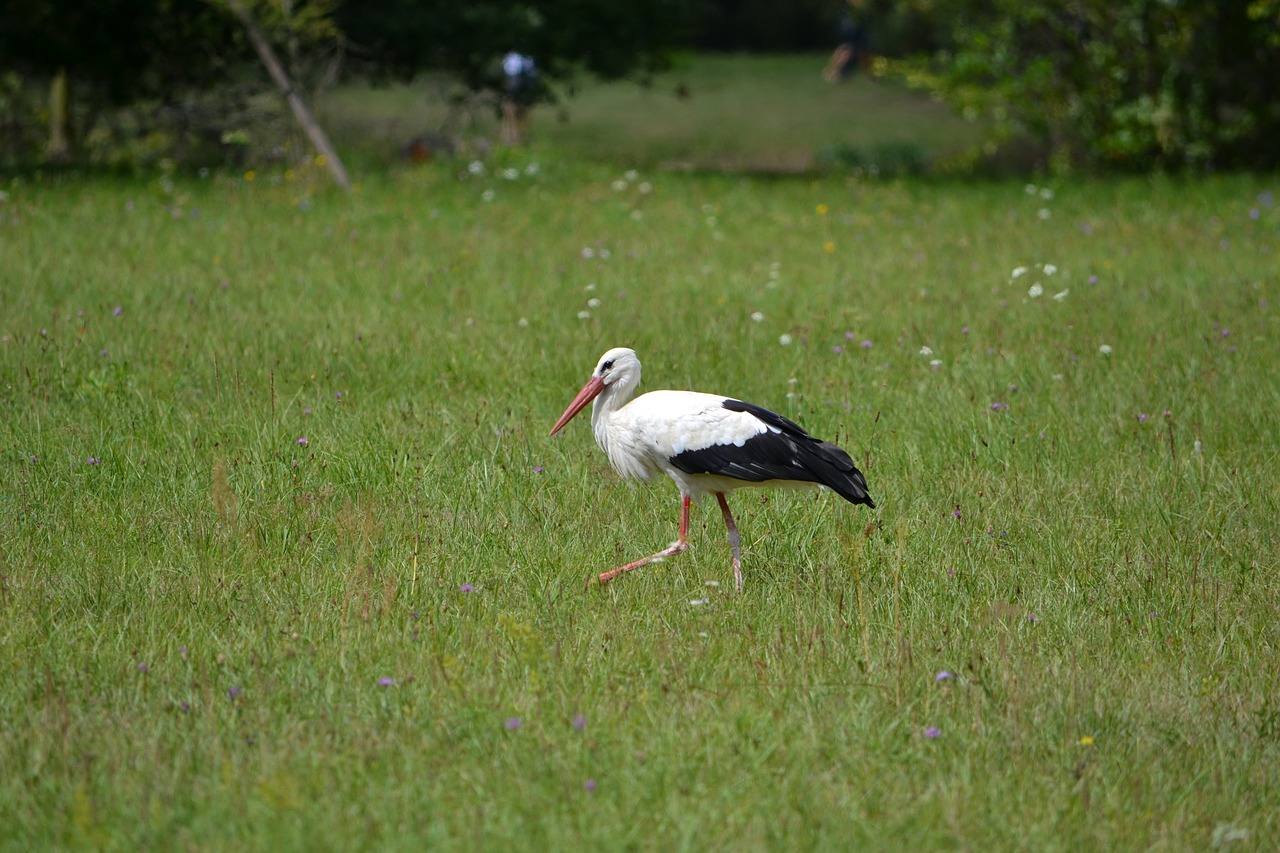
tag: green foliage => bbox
[887,0,1280,171]
[0,0,242,105]
[823,140,928,177]
[335,0,695,91]
[0,162,1277,848]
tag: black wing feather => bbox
[668,399,875,507]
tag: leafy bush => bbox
[887,0,1280,172]
[823,140,929,177]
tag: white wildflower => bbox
[750,311,765,322]
[690,598,710,606]
[930,359,943,369]
[1028,283,1044,298]
[467,160,484,175]
[1099,344,1113,355]
[524,163,540,176]
[1038,208,1052,220]
[625,169,639,182]
[1011,266,1028,279]
[581,247,594,259]
[630,209,644,221]
[481,189,495,202]
[1040,187,1054,200]
[587,298,601,309]
[502,168,519,180]
[638,182,653,194]
[1043,263,1058,275]
[704,580,720,588]
[611,180,627,192]
[518,317,529,328]
[1053,289,1070,301]
[577,310,591,320]
[919,345,934,356]
[1024,184,1038,195]
[779,334,793,346]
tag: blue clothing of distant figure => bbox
[502,51,538,106]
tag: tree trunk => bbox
[228,1,351,192]
[48,68,72,164]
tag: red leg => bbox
[590,495,691,588]
[716,493,743,590]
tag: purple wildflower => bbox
[833,345,844,354]
[295,437,308,446]
[137,662,150,673]
[1027,613,1037,623]
[377,677,396,687]
[86,457,101,465]
[1249,208,1261,221]
[844,331,855,340]
[572,714,587,732]
[924,726,941,739]
[584,779,598,792]
[952,508,962,520]
[1221,328,1230,338]
[1088,275,1098,285]
[860,340,873,348]
[991,402,1008,411]
[532,466,545,473]
[180,701,191,713]
[961,326,969,334]
[459,583,474,593]
[228,685,243,700]
[935,671,953,682]
[505,717,523,731]
[179,645,188,659]
[113,306,123,317]
[1137,413,1148,422]
[334,391,343,400]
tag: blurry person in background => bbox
[501,51,539,144]
[823,0,873,83]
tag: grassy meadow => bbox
[2,58,1279,851]
[321,53,985,172]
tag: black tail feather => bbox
[668,398,876,508]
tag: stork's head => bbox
[549,347,641,436]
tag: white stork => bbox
[549,347,875,589]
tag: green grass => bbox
[1,148,1278,850]
[321,54,982,172]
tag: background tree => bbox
[334,0,695,92]
[0,0,245,164]
[888,0,1280,171]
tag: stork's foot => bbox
[586,539,689,590]
[731,556,743,591]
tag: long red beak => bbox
[550,375,605,436]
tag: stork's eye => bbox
[601,359,614,371]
